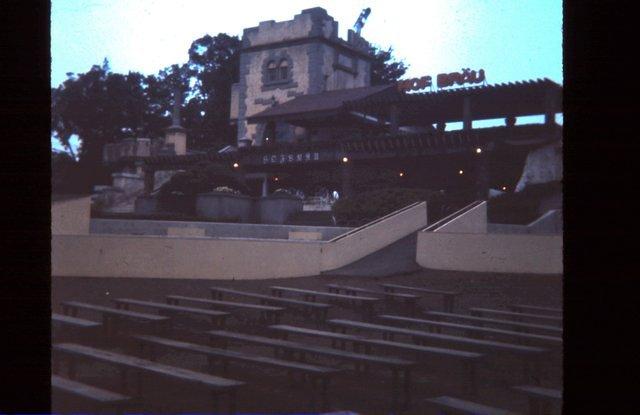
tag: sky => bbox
[51,0,562,151]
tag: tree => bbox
[51,60,147,184]
[186,33,241,150]
[369,46,408,86]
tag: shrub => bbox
[157,162,247,214]
[332,187,477,226]
[488,181,562,224]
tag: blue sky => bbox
[51,0,562,151]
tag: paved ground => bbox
[52,268,563,414]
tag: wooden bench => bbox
[52,374,131,414]
[425,396,520,415]
[166,295,284,324]
[112,298,229,328]
[512,385,562,415]
[53,343,244,414]
[425,311,563,335]
[328,319,547,384]
[469,308,563,325]
[52,313,103,344]
[379,314,563,347]
[210,287,331,323]
[208,329,415,411]
[61,301,169,337]
[510,304,562,315]
[380,283,460,312]
[270,286,381,317]
[134,334,340,411]
[269,324,482,395]
[326,284,419,310]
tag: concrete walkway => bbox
[322,233,420,277]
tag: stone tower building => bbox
[229,7,375,147]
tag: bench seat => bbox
[53,343,243,413]
[52,374,130,404]
[326,284,419,301]
[425,311,562,335]
[380,283,459,312]
[470,308,562,325]
[210,287,330,322]
[113,298,228,327]
[425,396,520,415]
[328,319,547,356]
[510,304,562,315]
[512,385,562,415]
[208,329,414,411]
[62,301,168,322]
[52,313,101,328]
[379,314,562,346]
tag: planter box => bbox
[134,195,158,215]
[196,192,254,223]
[258,194,303,224]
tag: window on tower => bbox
[267,61,277,82]
[278,59,289,80]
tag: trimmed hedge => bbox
[488,181,562,224]
[332,188,475,226]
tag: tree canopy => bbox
[51,34,407,186]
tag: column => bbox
[143,168,155,194]
[341,161,353,198]
[474,151,489,200]
[389,104,399,134]
[463,97,472,130]
[262,176,268,197]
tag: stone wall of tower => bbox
[231,7,373,146]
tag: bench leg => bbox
[403,368,412,409]
[228,388,237,415]
[320,377,330,411]
[463,360,478,398]
[390,368,399,414]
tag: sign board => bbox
[397,68,486,92]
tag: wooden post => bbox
[463,96,472,130]
[341,159,352,198]
[389,104,399,133]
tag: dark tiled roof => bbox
[247,84,395,122]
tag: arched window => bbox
[267,61,277,82]
[278,59,289,81]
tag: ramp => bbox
[322,233,420,277]
[320,202,427,276]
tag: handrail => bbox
[328,201,424,243]
[422,200,484,233]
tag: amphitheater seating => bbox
[512,385,562,415]
[425,311,563,335]
[52,374,131,414]
[469,308,562,325]
[268,323,482,395]
[270,286,380,317]
[210,287,331,323]
[208,329,415,411]
[165,295,284,323]
[112,298,229,328]
[378,314,562,347]
[510,304,562,315]
[379,283,459,312]
[61,301,169,336]
[326,283,419,310]
[53,343,244,414]
[424,395,520,415]
[134,334,340,410]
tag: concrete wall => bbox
[52,234,323,279]
[488,210,563,235]
[54,202,425,280]
[321,202,427,271]
[258,196,303,224]
[416,232,562,275]
[90,218,351,241]
[196,193,254,223]
[416,202,562,275]
[432,202,487,233]
[52,196,91,235]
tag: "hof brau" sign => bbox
[397,68,486,92]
